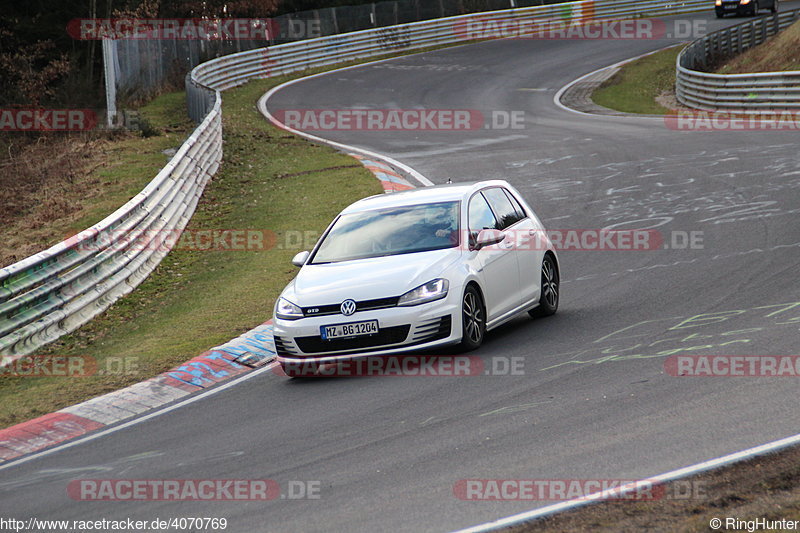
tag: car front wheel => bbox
[459,285,485,351]
[529,254,559,318]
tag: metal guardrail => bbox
[0,0,712,359]
[0,99,222,357]
[677,8,800,110]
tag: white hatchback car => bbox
[273,180,559,373]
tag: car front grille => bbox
[294,325,411,354]
[284,315,453,357]
[302,296,400,318]
[411,315,452,343]
[274,335,300,356]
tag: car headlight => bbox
[276,297,304,320]
[398,279,449,306]
[715,0,722,5]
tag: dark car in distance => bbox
[715,0,778,17]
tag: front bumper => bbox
[273,294,462,364]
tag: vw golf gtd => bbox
[273,180,560,375]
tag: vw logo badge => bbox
[340,299,357,316]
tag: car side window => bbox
[482,187,523,230]
[502,188,528,220]
[468,193,498,246]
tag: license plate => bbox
[724,4,736,8]
[321,320,379,340]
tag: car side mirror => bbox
[475,229,505,250]
[291,250,310,267]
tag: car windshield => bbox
[311,201,460,264]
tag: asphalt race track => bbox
[2,4,800,532]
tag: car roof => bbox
[340,179,514,214]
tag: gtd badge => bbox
[340,300,357,316]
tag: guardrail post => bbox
[102,39,117,128]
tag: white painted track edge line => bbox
[0,362,279,472]
[453,431,800,533]
[553,43,687,120]
[256,58,434,187]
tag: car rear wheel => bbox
[459,285,485,351]
[529,254,559,318]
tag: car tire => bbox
[459,285,485,351]
[715,11,724,18]
[529,254,559,318]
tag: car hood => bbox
[283,248,462,305]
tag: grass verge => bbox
[717,19,800,74]
[594,19,800,115]
[0,76,385,429]
[0,93,194,267]
[592,45,684,115]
